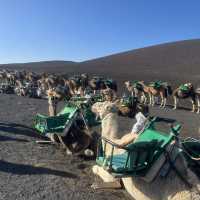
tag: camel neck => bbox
[101,112,116,122]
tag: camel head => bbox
[92,101,118,120]
[124,81,131,88]
[101,88,115,101]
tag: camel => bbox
[115,95,149,118]
[89,76,117,95]
[139,81,172,108]
[124,81,148,104]
[50,121,96,157]
[173,83,196,112]
[15,79,27,96]
[0,71,8,84]
[47,85,72,116]
[46,89,97,157]
[6,71,18,85]
[91,102,200,200]
[66,74,89,95]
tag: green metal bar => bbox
[125,152,130,169]
[109,145,114,171]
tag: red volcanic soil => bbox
[0,39,200,200]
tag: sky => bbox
[0,0,199,63]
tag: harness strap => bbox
[164,150,193,189]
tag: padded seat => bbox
[96,117,182,177]
[34,106,78,135]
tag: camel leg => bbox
[142,92,148,105]
[57,134,73,155]
[142,92,146,104]
[149,94,152,106]
[57,135,66,149]
[144,95,147,105]
[152,95,155,106]
[197,97,200,114]
[173,96,178,110]
[191,99,195,113]
[163,98,167,108]
[141,94,145,104]
[160,95,164,108]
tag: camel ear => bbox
[105,104,118,113]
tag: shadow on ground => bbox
[0,160,78,179]
[0,122,44,139]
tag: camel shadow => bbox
[153,103,192,112]
[0,122,45,139]
[0,160,78,179]
[0,135,29,142]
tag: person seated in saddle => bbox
[113,111,149,147]
[91,102,149,190]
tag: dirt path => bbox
[0,94,199,200]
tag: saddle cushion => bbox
[179,84,190,92]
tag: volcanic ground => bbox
[0,39,200,200]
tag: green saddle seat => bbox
[149,80,164,89]
[96,117,181,177]
[34,106,78,135]
[179,84,190,92]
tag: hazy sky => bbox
[0,0,199,63]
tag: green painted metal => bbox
[179,84,190,92]
[131,81,143,90]
[33,95,102,136]
[149,80,165,89]
[33,106,78,135]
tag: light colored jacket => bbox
[131,112,147,134]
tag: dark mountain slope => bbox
[1,39,200,86]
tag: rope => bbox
[176,144,200,161]
[172,135,200,161]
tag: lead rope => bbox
[173,135,200,161]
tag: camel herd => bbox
[125,81,200,113]
[1,69,200,114]
[0,69,117,99]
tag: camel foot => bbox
[91,181,122,190]
[66,148,73,155]
[84,149,94,157]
